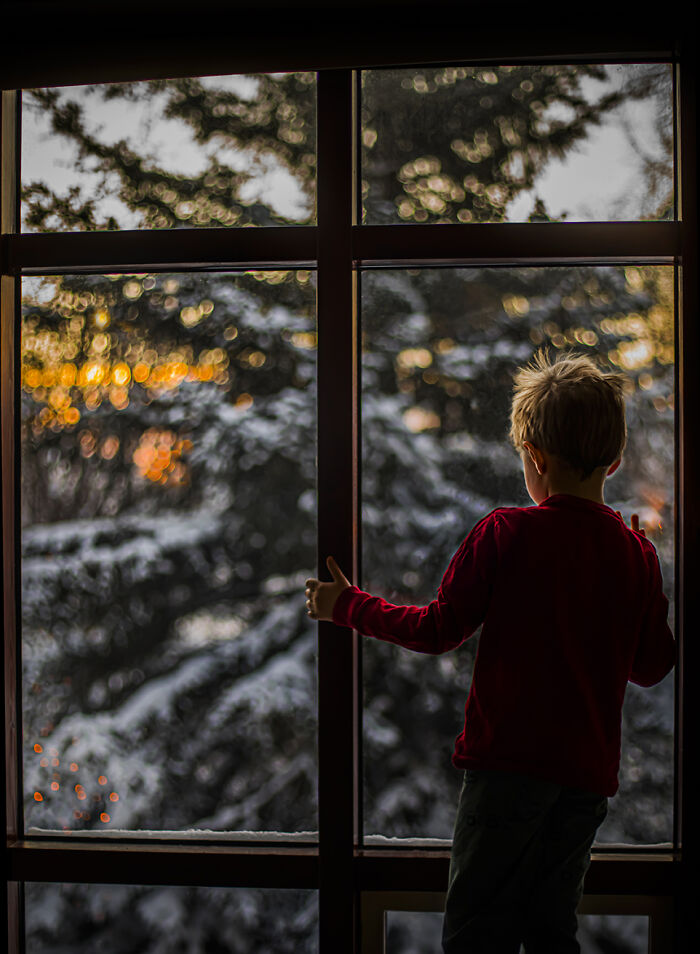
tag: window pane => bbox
[21,73,316,232]
[21,270,317,835]
[361,266,674,844]
[385,910,649,954]
[361,65,673,224]
[25,883,318,953]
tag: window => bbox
[3,7,695,953]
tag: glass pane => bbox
[361,266,674,844]
[361,64,673,224]
[22,73,316,231]
[385,910,648,954]
[25,884,318,953]
[21,270,317,835]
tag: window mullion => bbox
[316,68,358,954]
[2,86,22,954]
[675,50,698,954]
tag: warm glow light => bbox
[502,295,530,318]
[291,332,316,350]
[235,393,253,410]
[109,792,119,802]
[100,813,111,823]
[403,406,441,432]
[98,776,107,785]
[33,792,43,802]
[397,348,432,370]
[34,743,43,753]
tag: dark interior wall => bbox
[2,0,680,88]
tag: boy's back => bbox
[451,493,674,796]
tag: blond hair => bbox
[510,349,627,478]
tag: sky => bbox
[20,65,672,230]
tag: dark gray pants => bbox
[442,769,607,954]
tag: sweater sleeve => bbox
[332,513,497,654]
[628,544,676,687]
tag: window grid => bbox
[2,41,696,954]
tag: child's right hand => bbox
[617,511,646,537]
[305,556,351,621]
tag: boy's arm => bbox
[320,514,497,655]
[628,547,676,687]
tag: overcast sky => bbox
[20,65,672,229]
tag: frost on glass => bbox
[25,883,319,954]
[385,910,648,954]
[361,64,673,224]
[361,266,674,845]
[21,270,317,835]
[21,73,316,231]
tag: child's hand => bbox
[616,511,646,537]
[305,556,351,621]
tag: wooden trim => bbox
[354,850,680,895]
[4,222,678,278]
[1,87,21,954]
[316,69,358,954]
[1,3,677,90]
[352,222,679,266]
[675,46,698,954]
[8,841,318,888]
[3,227,317,276]
[1,90,20,845]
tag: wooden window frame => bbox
[2,7,697,953]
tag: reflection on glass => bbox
[21,270,317,834]
[25,884,319,953]
[362,64,673,224]
[361,266,674,845]
[21,73,316,232]
[385,910,648,954]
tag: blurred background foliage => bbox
[20,64,673,954]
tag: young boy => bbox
[304,350,676,954]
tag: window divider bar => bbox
[4,222,679,278]
[675,49,698,954]
[1,87,22,954]
[3,227,318,276]
[8,842,319,888]
[316,69,358,954]
[351,222,679,266]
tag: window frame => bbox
[2,9,697,954]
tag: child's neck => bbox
[543,463,608,505]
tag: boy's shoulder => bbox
[476,499,660,556]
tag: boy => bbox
[304,350,676,954]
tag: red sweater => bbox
[333,494,676,796]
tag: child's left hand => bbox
[617,511,646,537]
[305,556,351,621]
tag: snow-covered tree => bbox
[19,65,673,953]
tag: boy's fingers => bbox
[326,555,345,583]
[631,513,640,532]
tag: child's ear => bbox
[523,441,545,475]
[607,458,622,477]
